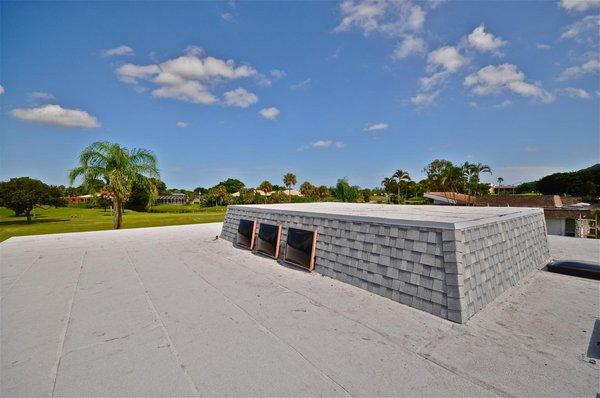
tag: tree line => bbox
[2,140,597,229]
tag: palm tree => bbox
[381,177,396,203]
[497,177,504,186]
[316,185,329,200]
[471,163,492,181]
[283,173,297,201]
[393,169,411,204]
[69,141,159,229]
[258,180,273,203]
[299,181,315,198]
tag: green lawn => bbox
[0,206,226,242]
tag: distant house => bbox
[425,192,594,238]
[156,192,187,205]
[65,194,94,204]
[488,184,517,194]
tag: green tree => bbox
[216,178,245,194]
[283,173,297,200]
[299,181,315,198]
[193,187,207,195]
[0,177,65,222]
[331,178,360,202]
[360,188,372,203]
[258,180,273,203]
[205,185,228,206]
[69,141,159,229]
[316,185,330,200]
[127,178,166,210]
[381,177,397,203]
[238,188,256,204]
[270,190,288,203]
[393,169,411,203]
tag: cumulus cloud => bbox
[560,87,591,99]
[363,122,389,131]
[558,0,600,11]
[394,35,426,59]
[176,121,190,128]
[409,90,440,106]
[561,15,600,42]
[335,0,428,37]
[114,47,257,106]
[0,85,5,95]
[559,57,600,80]
[467,24,506,54]
[11,104,100,128]
[428,46,466,73]
[102,45,134,57]
[259,107,280,119]
[536,43,552,50]
[464,63,555,103]
[223,87,258,108]
[116,64,161,84]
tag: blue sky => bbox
[1,0,598,189]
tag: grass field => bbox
[0,206,226,242]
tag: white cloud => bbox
[259,107,280,120]
[116,64,161,84]
[312,140,332,148]
[561,87,591,99]
[419,71,448,91]
[467,24,506,54]
[291,78,312,90]
[561,15,600,42]
[394,35,425,59]
[414,46,466,97]
[335,0,428,37]
[558,0,600,11]
[559,57,600,80]
[409,90,440,106]
[428,46,466,73]
[363,122,389,131]
[220,12,235,22]
[0,85,4,95]
[464,64,555,103]
[270,69,286,79]
[102,45,134,57]
[536,43,552,50]
[114,48,258,106]
[255,69,286,87]
[335,0,387,35]
[298,140,346,151]
[223,87,258,108]
[153,80,217,104]
[11,104,100,128]
[176,121,190,128]
[28,92,55,102]
[408,5,425,30]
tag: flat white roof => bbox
[1,224,597,396]
[230,202,542,229]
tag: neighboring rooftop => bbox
[229,202,541,229]
[1,223,598,397]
